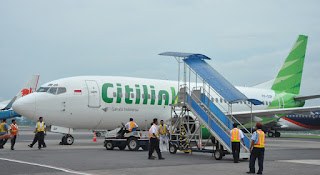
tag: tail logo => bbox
[21,88,33,97]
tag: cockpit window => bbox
[37,87,50,92]
[57,87,67,94]
[48,87,58,94]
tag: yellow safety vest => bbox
[254,130,265,148]
[10,124,18,135]
[37,122,45,132]
[0,123,6,133]
[231,128,240,142]
[128,122,136,132]
[160,124,167,134]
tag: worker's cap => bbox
[256,122,262,127]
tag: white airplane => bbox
[12,35,320,145]
[0,75,40,120]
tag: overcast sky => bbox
[1,0,320,106]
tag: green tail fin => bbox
[271,35,308,94]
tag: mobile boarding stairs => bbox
[160,52,262,160]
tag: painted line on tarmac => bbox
[278,159,320,166]
[0,157,95,175]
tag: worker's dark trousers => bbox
[37,131,45,148]
[30,135,38,146]
[148,138,162,158]
[11,135,17,149]
[249,147,265,173]
[232,142,240,163]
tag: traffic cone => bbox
[93,132,97,142]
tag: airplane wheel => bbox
[127,137,139,151]
[63,135,74,145]
[275,132,281,137]
[105,141,114,150]
[214,149,223,160]
[268,132,274,137]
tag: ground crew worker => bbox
[0,119,9,149]
[10,119,19,150]
[148,122,156,159]
[230,123,245,163]
[35,117,46,150]
[247,122,265,174]
[28,120,46,148]
[122,118,138,132]
[168,121,176,140]
[148,118,164,160]
[159,120,169,152]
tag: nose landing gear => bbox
[59,134,74,145]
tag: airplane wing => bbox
[1,75,40,110]
[230,106,320,119]
[294,95,320,101]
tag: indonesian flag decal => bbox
[74,90,82,95]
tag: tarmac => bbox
[0,128,320,175]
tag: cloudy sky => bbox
[0,0,320,106]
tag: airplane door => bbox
[85,80,101,108]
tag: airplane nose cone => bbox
[12,94,36,119]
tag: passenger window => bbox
[125,93,128,98]
[57,87,66,94]
[48,87,57,94]
[163,95,166,100]
[148,94,150,99]
[37,87,50,92]
[131,93,134,98]
[119,93,122,98]
[215,98,218,103]
[224,99,227,103]
[153,95,156,99]
[142,94,145,99]
[158,95,161,99]
[220,98,223,103]
[113,92,117,97]
[137,93,140,99]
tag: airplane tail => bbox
[1,75,40,110]
[271,35,308,95]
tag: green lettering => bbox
[125,85,133,104]
[143,85,148,105]
[116,83,122,103]
[102,83,114,103]
[158,90,169,105]
[150,85,155,105]
[171,87,178,104]
[135,84,140,104]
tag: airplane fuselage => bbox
[13,76,305,130]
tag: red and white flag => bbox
[74,90,82,95]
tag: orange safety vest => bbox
[148,129,152,138]
[231,128,240,142]
[10,124,18,135]
[160,124,167,134]
[254,130,265,148]
[37,122,45,132]
[128,122,136,131]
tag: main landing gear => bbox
[267,131,281,138]
[60,134,74,145]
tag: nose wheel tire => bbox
[60,135,74,145]
[275,132,281,137]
